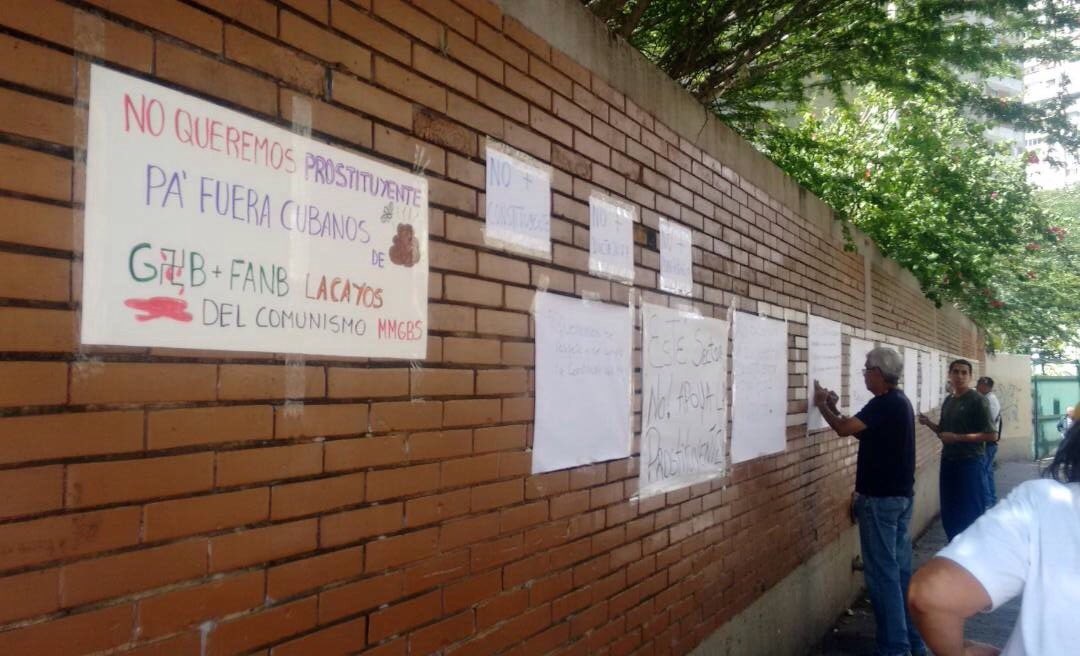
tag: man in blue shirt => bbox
[814,346,926,656]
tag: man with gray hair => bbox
[814,346,926,656]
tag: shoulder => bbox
[963,390,987,408]
[1014,478,1078,503]
[870,389,906,409]
[997,479,1080,519]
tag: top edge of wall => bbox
[494,0,940,303]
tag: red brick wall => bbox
[0,1,981,654]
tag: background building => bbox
[1024,59,1080,188]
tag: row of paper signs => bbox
[534,293,954,499]
[484,144,694,296]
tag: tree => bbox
[759,88,1080,353]
[585,0,1080,353]
[585,0,1080,147]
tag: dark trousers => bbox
[983,442,998,507]
[855,495,927,656]
[940,457,987,541]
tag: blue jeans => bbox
[855,495,927,656]
[940,458,988,541]
[982,443,998,507]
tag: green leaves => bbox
[585,0,1080,354]
[587,0,1080,139]
[759,89,1079,354]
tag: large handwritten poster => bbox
[588,192,635,283]
[639,304,728,498]
[903,347,919,412]
[731,312,788,464]
[807,315,842,431]
[485,142,551,259]
[533,293,633,473]
[659,218,692,297]
[82,65,428,359]
[848,337,875,413]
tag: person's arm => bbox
[909,558,994,656]
[813,381,866,437]
[912,481,1035,656]
[939,431,998,445]
[918,413,941,433]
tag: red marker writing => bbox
[124,297,193,322]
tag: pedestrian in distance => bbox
[814,346,927,656]
[1057,405,1074,439]
[909,421,1080,655]
[918,359,997,541]
[975,376,1002,507]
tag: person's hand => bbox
[963,640,1002,656]
[813,381,831,408]
[826,390,840,413]
[918,413,931,426]
[940,431,959,444]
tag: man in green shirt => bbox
[918,359,997,540]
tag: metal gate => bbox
[1032,368,1080,460]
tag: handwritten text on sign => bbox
[81,65,428,358]
[639,303,728,498]
[588,193,635,283]
[485,144,551,258]
[807,315,842,431]
[659,218,692,296]
[533,293,633,474]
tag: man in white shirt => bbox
[908,423,1080,655]
[976,377,1002,506]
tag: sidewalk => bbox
[811,459,1042,655]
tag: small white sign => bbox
[659,218,692,297]
[588,193,635,283]
[533,293,633,474]
[731,312,788,463]
[919,350,932,411]
[485,144,551,259]
[849,338,875,412]
[929,350,944,408]
[807,315,842,431]
[903,347,919,411]
[82,65,428,359]
[639,303,728,498]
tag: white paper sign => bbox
[932,351,946,407]
[659,218,692,297]
[848,338,875,413]
[919,350,932,411]
[639,304,729,498]
[731,312,788,464]
[82,65,428,358]
[807,315,843,431]
[903,347,919,411]
[533,293,633,473]
[485,144,551,258]
[589,193,635,283]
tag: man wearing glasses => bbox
[919,359,997,541]
[814,346,926,656]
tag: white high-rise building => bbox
[985,74,1026,155]
[1024,59,1080,189]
